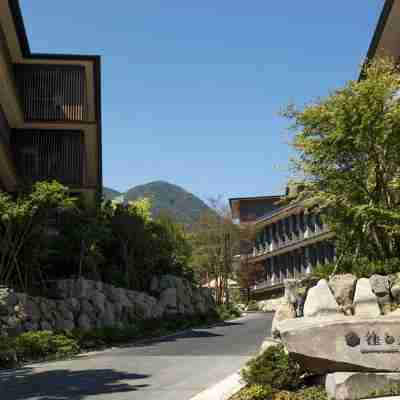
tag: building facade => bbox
[0,0,102,207]
[230,195,335,299]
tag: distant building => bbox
[0,1,102,207]
[230,189,335,300]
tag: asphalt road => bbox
[0,312,272,400]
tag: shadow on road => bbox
[0,367,150,400]
[129,321,245,348]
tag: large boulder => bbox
[329,274,357,308]
[271,300,296,338]
[369,275,391,307]
[326,372,400,400]
[77,314,92,330]
[284,279,299,304]
[279,316,400,374]
[0,287,18,316]
[353,278,381,317]
[303,279,341,318]
[258,298,284,313]
[390,273,400,303]
[158,288,178,315]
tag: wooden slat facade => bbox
[15,64,88,122]
[12,130,85,185]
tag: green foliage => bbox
[236,384,273,400]
[287,387,328,400]
[0,181,76,291]
[367,383,400,399]
[284,58,400,270]
[216,304,242,320]
[246,300,260,311]
[14,331,79,362]
[0,336,17,369]
[313,258,400,279]
[242,345,303,391]
[190,200,241,305]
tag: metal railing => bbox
[250,224,329,258]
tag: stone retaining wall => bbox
[0,275,215,336]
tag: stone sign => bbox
[344,329,400,353]
[278,316,400,373]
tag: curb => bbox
[189,371,245,400]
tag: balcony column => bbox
[288,215,294,242]
[270,257,275,284]
[270,223,278,251]
[304,246,312,275]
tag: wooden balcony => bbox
[12,130,85,185]
[15,64,88,122]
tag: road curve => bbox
[0,312,272,400]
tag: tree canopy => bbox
[284,58,400,270]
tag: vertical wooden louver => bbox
[12,130,84,185]
[16,64,88,122]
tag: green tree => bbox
[283,58,400,271]
[190,198,240,305]
[0,181,75,291]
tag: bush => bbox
[289,386,328,400]
[313,258,400,280]
[216,304,242,320]
[246,301,259,312]
[15,331,79,361]
[242,345,303,391]
[236,384,273,400]
[0,336,17,369]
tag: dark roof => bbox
[229,195,281,207]
[366,0,395,60]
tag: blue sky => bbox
[20,1,383,201]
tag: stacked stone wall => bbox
[0,275,215,336]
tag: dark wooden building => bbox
[0,0,102,207]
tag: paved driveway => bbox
[0,312,272,400]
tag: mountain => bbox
[103,181,211,225]
[103,187,122,202]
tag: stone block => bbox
[354,278,381,318]
[284,279,299,304]
[279,316,400,374]
[271,300,296,338]
[304,279,341,317]
[326,372,400,400]
[370,275,391,306]
[329,274,357,307]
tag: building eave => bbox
[366,0,395,60]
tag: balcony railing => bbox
[16,64,88,122]
[12,130,85,185]
[252,272,312,292]
[251,224,330,258]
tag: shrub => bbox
[242,345,303,391]
[289,386,328,400]
[246,301,259,312]
[216,304,242,320]
[313,257,400,280]
[15,331,79,361]
[0,336,17,369]
[237,384,273,400]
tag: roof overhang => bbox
[366,0,400,61]
[229,195,282,220]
